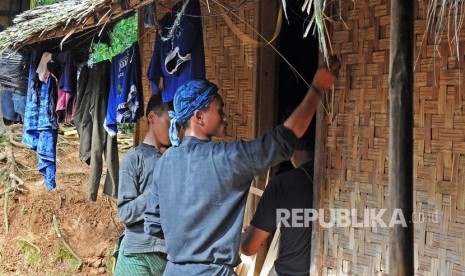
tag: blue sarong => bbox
[22,51,58,191]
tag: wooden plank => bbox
[310,98,328,275]
[259,227,281,276]
[249,186,264,197]
[388,1,414,275]
[252,1,278,274]
[253,0,277,137]
[133,10,149,147]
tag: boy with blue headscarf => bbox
[144,57,341,275]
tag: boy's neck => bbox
[143,131,163,152]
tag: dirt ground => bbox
[0,129,128,276]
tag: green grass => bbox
[117,123,134,135]
[17,239,42,272]
[50,244,81,272]
[105,245,117,275]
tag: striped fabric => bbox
[114,238,167,276]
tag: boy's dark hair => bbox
[145,93,172,117]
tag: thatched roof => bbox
[2,0,463,64]
[0,0,331,61]
[0,0,154,52]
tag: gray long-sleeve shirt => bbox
[118,143,165,255]
[144,125,298,275]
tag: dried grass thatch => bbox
[301,0,332,64]
[0,0,154,52]
[276,0,333,65]
[418,0,465,65]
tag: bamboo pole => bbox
[52,214,83,269]
[388,1,414,275]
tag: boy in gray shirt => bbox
[115,94,171,276]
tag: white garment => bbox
[268,266,278,276]
[36,52,52,83]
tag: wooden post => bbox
[389,1,414,275]
[310,101,327,276]
[133,11,148,147]
[252,0,279,274]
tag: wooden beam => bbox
[133,9,147,147]
[254,0,278,138]
[388,1,414,275]
[310,99,327,276]
[252,1,279,274]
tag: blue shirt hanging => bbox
[147,0,205,103]
[105,42,143,137]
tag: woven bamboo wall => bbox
[320,0,465,275]
[136,1,257,144]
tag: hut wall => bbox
[319,0,465,275]
[136,0,260,144]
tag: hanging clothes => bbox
[49,51,77,124]
[22,51,58,191]
[51,51,76,93]
[36,52,52,83]
[1,90,21,122]
[56,88,75,124]
[12,93,26,118]
[74,61,119,201]
[105,42,143,137]
[142,3,156,28]
[147,0,205,103]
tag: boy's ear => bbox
[193,110,204,126]
[194,109,202,120]
[147,111,156,123]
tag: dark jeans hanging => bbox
[74,61,119,201]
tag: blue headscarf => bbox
[169,79,219,146]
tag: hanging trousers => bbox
[74,61,119,201]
